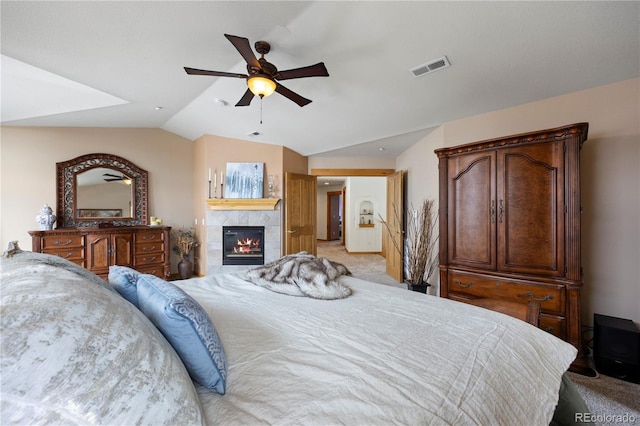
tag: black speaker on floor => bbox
[593,314,640,384]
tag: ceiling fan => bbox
[103,173,128,182]
[184,34,329,107]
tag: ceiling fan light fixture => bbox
[247,75,276,98]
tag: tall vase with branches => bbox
[381,199,439,292]
[172,228,199,279]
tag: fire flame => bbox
[232,238,261,254]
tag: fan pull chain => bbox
[260,96,263,124]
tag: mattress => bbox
[175,273,577,425]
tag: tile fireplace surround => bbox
[206,200,281,275]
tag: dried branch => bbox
[378,202,404,257]
[172,228,199,261]
[405,199,438,285]
[379,199,439,285]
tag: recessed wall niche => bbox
[358,200,374,228]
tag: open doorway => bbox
[326,191,343,242]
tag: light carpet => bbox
[316,240,405,289]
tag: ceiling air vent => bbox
[409,56,451,78]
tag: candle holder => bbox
[220,183,224,199]
[267,174,275,198]
[208,180,212,199]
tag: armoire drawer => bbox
[447,270,566,315]
[539,314,566,340]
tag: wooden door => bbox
[385,171,403,282]
[447,151,497,271]
[341,186,346,245]
[285,172,317,255]
[112,232,134,267]
[327,192,341,241]
[497,141,565,277]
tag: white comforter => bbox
[175,274,577,426]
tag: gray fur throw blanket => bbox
[245,252,352,299]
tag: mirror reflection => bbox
[75,167,133,219]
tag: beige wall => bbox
[396,78,640,326]
[191,136,306,274]
[0,127,194,272]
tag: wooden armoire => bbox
[435,123,589,371]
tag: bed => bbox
[1,248,585,425]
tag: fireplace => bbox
[222,226,265,266]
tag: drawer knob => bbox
[142,256,157,263]
[454,279,474,288]
[525,291,554,302]
[544,326,555,333]
[54,239,73,246]
[142,246,157,251]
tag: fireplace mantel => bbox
[206,198,280,211]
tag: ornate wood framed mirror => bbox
[56,153,148,228]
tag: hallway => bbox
[316,240,405,289]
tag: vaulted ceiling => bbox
[1,1,638,157]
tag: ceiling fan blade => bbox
[224,34,260,69]
[104,178,121,182]
[103,173,121,178]
[235,88,255,107]
[276,62,329,81]
[275,83,312,107]
[184,67,247,79]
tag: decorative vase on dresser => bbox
[435,123,589,373]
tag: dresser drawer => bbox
[135,264,167,279]
[41,235,84,249]
[136,230,165,243]
[134,253,165,266]
[447,270,566,315]
[44,247,85,262]
[135,241,164,255]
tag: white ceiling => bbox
[1,1,638,158]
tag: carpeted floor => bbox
[566,370,640,425]
[317,240,640,425]
[316,240,405,289]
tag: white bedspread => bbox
[175,274,577,426]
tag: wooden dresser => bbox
[435,123,589,371]
[29,226,171,281]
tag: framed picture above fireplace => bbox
[224,162,264,199]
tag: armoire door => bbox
[447,151,497,271]
[497,141,565,277]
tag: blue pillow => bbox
[135,274,227,394]
[108,266,140,307]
